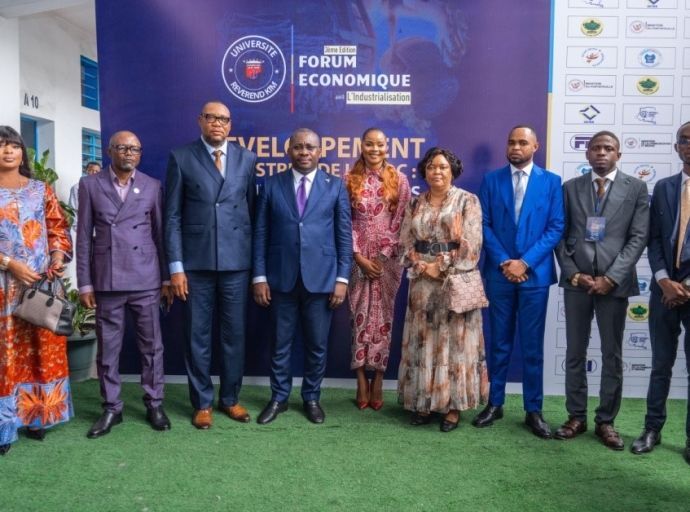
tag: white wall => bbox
[0,16,21,126]
[18,13,99,202]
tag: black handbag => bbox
[13,276,76,336]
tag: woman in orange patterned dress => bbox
[0,126,72,455]
[345,128,410,410]
[397,147,488,432]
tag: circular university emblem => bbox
[638,48,662,68]
[637,76,659,95]
[581,18,604,37]
[633,164,656,183]
[222,35,286,103]
[568,79,584,92]
[625,138,638,149]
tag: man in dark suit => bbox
[77,131,173,438]
[252,128,352,424]
[165,101,257,429]
[555,131,649,450]
[631,121,690,464]
[475,125,564,438]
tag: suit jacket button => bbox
[133,246,138,250]
[216,203,220,207]
[299,222,304,226]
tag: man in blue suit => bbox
[631,121,690,464]
[165,101,257,429]
[475,125,565,438]
[252,128,353,424]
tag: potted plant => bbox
[29,148,96,382]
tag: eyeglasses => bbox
[290,144,320,152]
[200,114,231,125]
[110,145,142,155]
[426,164,451,172]
[678,137,690,147]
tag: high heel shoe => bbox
[369,375,383,410]
[26,428,45,441]
[0,444,10,455]
[355,380,369,410]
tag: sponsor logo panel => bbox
[564,162,594,178]
[566,75,617,96]
[622,75,674,96]
[622,103,673,125]
[564,132,597,153]
[683,76,690,97]
[622,133,674,153]
[568,16,619,38]
[556,356,601,376]
[627,0,678,7]
[620,162,672,184]
[627,302,650,321]
[566,46,618,68]
[684,48,690,68]
[624,47,675,69]
[682,104,690,122]
[564,103,616,124]
[627,17,678,38]
[568,0,620,7]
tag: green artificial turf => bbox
[3,381,690,511]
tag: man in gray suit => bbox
[555,130,649,450]
[165,101,257,429]
[78,131,173,438]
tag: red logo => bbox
[244,59,263,79]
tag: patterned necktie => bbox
[595,178,607,200]
[676,180,690,268]
[296,176,307,217]
[212,150,223,173]
[514,170,526,220]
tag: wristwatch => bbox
[0,255,10,271]
[570,273,581,287]
[378,254,388,262]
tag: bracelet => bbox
[570,273,581,287]
[0,256,10,271]
[603,276,615,287]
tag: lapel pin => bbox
[133,188,140,194]
[325,178,330,183]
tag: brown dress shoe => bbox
[192,407,213,429]
[595,423,624,450]
[555,418,587,440]
[219,403,250,423]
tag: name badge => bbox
[585,216,606,242]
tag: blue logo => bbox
[222,36,286,103]
[586,359,598,374]
[637,276,651,295]
[635,106,658,125]
[575,163,593,177]
[579,105,601,122]
[638,49,662,68]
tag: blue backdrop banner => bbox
[95,0,551,380]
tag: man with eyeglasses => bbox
[252,128,352,424]
[77,131,173,438]
[475,125,564,439]
[165,101,257,429]
[631,121,690,465]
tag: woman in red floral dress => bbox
[345,128,410,410]
[0,126,72,455]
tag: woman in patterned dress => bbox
[0,126,73,455]
[397,147,488,432]
[345,128,410,410]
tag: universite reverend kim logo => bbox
[638,49,662,68]
[222,35,286,103]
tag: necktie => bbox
[296,176,307,217]
[676,180,690,268]
[595,178,607,200]
[514,170,525,220]
[212,150,223,173]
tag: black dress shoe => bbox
[303,400,325,424]
[257,400,288,424]
[685,439,690,466]
[0,444,10,455]
[525,412,552,439]
[410,412,436,426]
[440,420,459,433]
[87,411,123,439]
[25,428,45,441]
[146,406,171,431]
[631,428,661,454]
[472,404,503,428]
